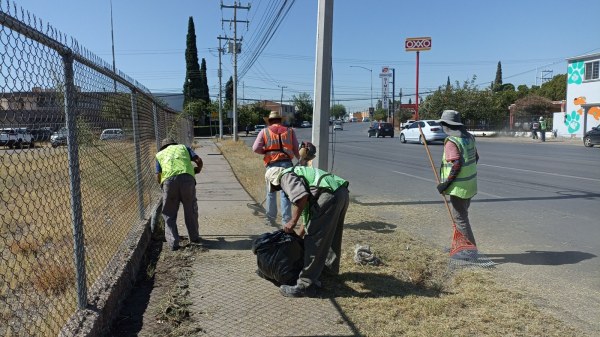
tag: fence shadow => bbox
[111,239,163,336]
[321,271,443,299]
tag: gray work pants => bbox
[161,174,199,248]
[297,186,349,288]
[449,195,476,246]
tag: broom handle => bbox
[418,125,456,226]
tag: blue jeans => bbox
[265,161,293,225]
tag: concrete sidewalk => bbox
[136,138,357,336]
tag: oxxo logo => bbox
[405,37,432,51]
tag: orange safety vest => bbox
[262,125,294,166]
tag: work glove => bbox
[436,181,450,194]
[194,166,201,174]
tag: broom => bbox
[417,124,495,269]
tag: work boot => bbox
[279,284,317,298]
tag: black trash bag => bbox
[251,230,304,286]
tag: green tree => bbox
[512,95,554,119]
[537,74,567,101]
[238,102,270,127]
[199,58,210,103]
[330,104,347,120]
[183,17,203,107]
[184,99,209,121]
[292,92,313,122]
[493,61,503,92]
[225,76,233,110]
[373,108,387,121]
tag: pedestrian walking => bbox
[539,116,547,142]
[531,118,540,139]
[252,111,300,226]
[436,110,479,248]
[245,124,250,137]
[265,165,350,297]
[155,138,203,251]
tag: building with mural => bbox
[560,52,600,138]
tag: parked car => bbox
[333,121,343,131]
[368,122,394,138]
[301,121,312,128]
[30,128,53,142]
[100,128,125,140]
[0,127,34,149]
[583,126,600,147]
[253,124,266,135]
[400,120,447,144]
[362,118,370,123]
[50,127,68,148]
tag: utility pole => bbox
[221,1,250,141]
[391,68,395,127]
[313,0,334,170]
[278,85,287,116]
[217,36,226,139]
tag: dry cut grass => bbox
[216,138,583,337]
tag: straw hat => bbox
[265,166,284,192]
[263,111,285,124]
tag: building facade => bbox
[560,52,600,138]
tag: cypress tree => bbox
[493,61,503,91]
[199,58,210,103]
[183,17,202,107]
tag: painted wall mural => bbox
[568,61,584,85]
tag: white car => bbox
[100,128,125,140]
[301,121,312,128]
[333,121,343,131]
[253,124,266,134]
[399,120,447,144]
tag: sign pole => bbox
[405,36,431,121]
[415,51,420,121]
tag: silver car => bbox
[400,120,447,144]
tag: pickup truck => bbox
[0,128,35,149]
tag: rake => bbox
[417,125,496,269]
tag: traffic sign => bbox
[405,37,432,51]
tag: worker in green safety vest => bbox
[156,138,203,251]
[539,116,548,142]
[436,110,479,249]
[265,163,349,298]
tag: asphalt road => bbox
[245,122,600,333]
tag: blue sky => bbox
[12,0,600,112]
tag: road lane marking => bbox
[479,163,600,183]
[391,170,502,198]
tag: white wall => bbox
[565,56,600,138]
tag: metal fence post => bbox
[63,52,88,309]
[152,103,160,151]
[131,90,145,220]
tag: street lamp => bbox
[350,65,373,110]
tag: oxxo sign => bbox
[405,37,432,51]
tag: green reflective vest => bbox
[440,136,477,199]
[156,144,194,183]
[282,166,349,224]
[540,120,547,131]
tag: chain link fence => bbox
[0,2,192,335]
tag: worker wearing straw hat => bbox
[436,110,479,248]
[252,111,300,226]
